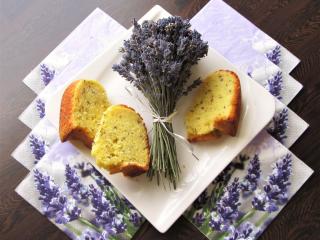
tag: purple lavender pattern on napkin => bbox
[36,98,46,119]
[184,131,312,240]
[17,142,144,240]
[191,0,274,74]
[265,45,281,66]
[40,64,55,86]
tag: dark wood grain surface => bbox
[0,0,319,239]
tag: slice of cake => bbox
[185,70,241,142]
[91,105,150,177]
[59,80,110,148]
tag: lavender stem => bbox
[235,209,256,227]
[64,223,81,236]
[78,217,102,232]
[255,212,269,227]
[125,232,133,238]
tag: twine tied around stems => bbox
[125,86,199,161]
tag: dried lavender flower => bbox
[265,45,281,66]
[29,134,48,164]
[267,108,288,143]
[252,154,292,212]
[36,98,45,118]
[40,64,55,86]
[65,164,89,202]
[241,154,261,195]
[33,169,81,224]
[265,71,283,100]
[113,16,208,188]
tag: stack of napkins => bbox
[12,1,313,239]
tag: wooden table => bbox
[1,0,319,239]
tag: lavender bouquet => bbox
[113,16,208,188]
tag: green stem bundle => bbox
[147,122,180,189]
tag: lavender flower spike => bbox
[265,71,283,100]
[129,212,144,227]
[193,189,208,210]
[241,154,261,195]
[265,45,281,66]
[40,63,55,86]
[267,108,288,144]
[209,178,241,232]
[225,222,257,240]
[79,230,114,240]
[36,98,45,118]
[74,162,111,188]
[65,164,89,202]
[112,216,127,234]
[29,134,48,164]
[123,198,135,210]
[89,185,126,234]
[33,169,81,224]
[78,229,108,240]
[252,154,292,212]
[265,153,292,204]
[192,212,205,227]
[89,184,116,226]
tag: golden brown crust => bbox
[109,163,149,177]
[214,70,241,137]
[67,127,93,148]
[120,104,150,177]
[59,80,94,148]
[187,129,222,142]
[121,164,149,177]
[103,104,150,177]
[187,70,241,142]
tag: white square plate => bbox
[46,5,275,233]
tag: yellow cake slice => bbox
[59,80,110,148]
[185,70,241,142]
[91,104,150,177]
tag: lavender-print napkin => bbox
[13,3,313,240]
[16,142,144,240]
[184,131,313,239]
[15,125,313,240]
[191,0,302,105]
[22,8,124,95]
[197,0,300,74]
[12,118,59,170]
